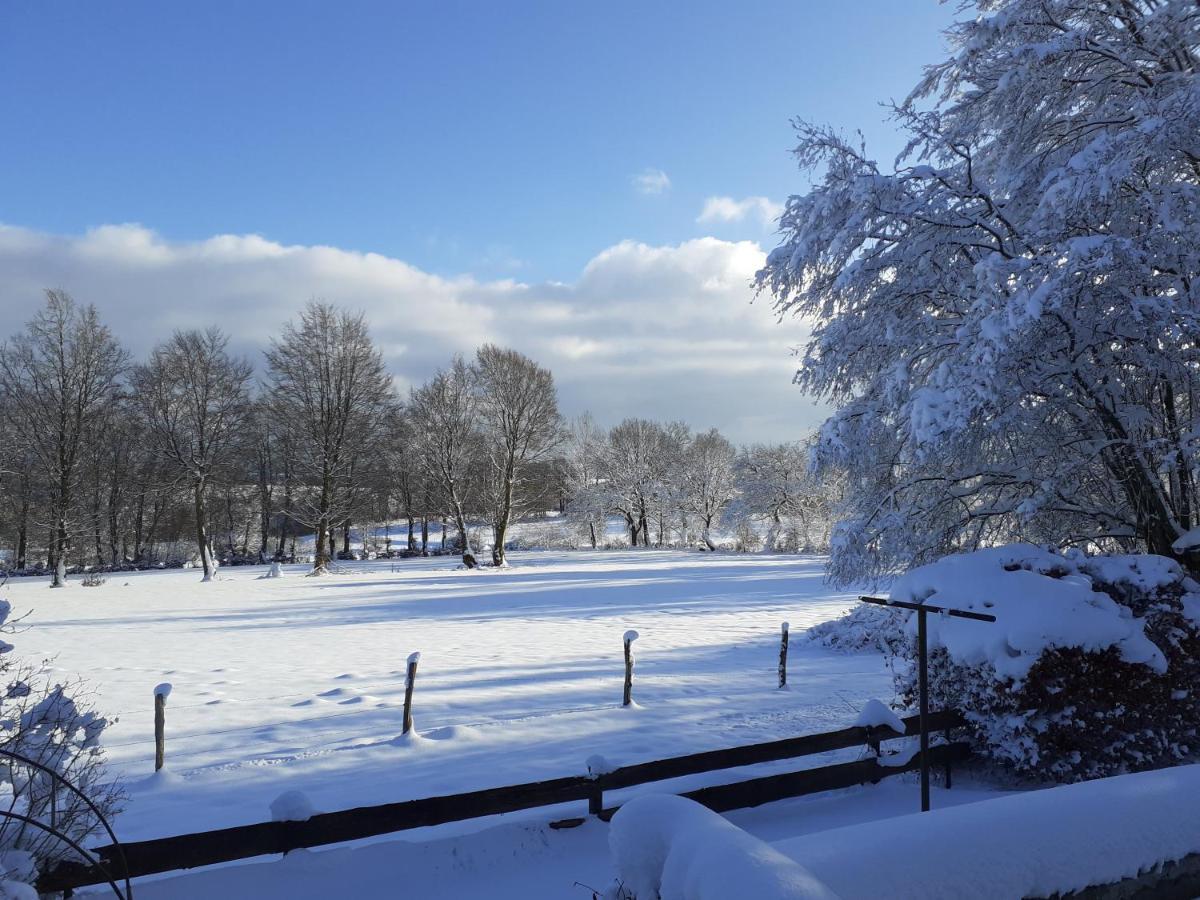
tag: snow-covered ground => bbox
[2,552,899,848]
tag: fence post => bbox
[402,653,420,736]
[778,621,789,689]
[153,683,172,772]
[866,725,882,784]
[623,630,638,707]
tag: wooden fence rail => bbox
[40,709,965,893]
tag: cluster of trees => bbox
[563,419,838,553]
[758,0,1200,584]
[0,294,569,584]
[0,291,838,585]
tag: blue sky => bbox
[0,1,954,280]
[0,2,958,441]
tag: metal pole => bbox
[918,607,930,812]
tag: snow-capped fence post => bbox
[778,621,789,689]
[153,683,172,772]
[622,630,638,707]
[402,652,420,736]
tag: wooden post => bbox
[778,621,789,689]
[153,683,171,772]
[866,726,882,784]
[402,652,420,736]
[622,630,638,707]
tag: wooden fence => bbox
[40,709,965,893]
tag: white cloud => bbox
[697,195,784,228]
[631,168,671,195]
[0,223,826,443]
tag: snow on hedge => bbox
[810,544,1200,779]
[777,764,1200,899]
[605,794,838,900]
[890,544,1168,681]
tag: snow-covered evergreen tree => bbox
[758,0,1200,583]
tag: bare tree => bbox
[474,345,562,566]
[265,302,395,573]
[132,328,253,581]
[409,358,479,562]
[682,429,736,550]
[563,414,609,549]
[0,291,126,586]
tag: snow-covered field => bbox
[1,549,1059,897]
[3,552,899,833]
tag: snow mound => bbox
[153,682,173,701]
[586,754,615,778]
[891,544,1166,681]
[854,699,904,734]
[623,630,639,644]
[270,790,315,822]
[777,764,1200,899]
[606,794,839,900]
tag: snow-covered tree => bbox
[727,440,836,553]
[603,419,689,547]
[132,328,254,581]
[563,415,610,549]
[757,0,1200,583]
[681,429,737,550]
[409,357,480,561]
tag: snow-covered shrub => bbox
[802,602,902,655]
[882,546,1200,781]
[0,600,121,885]
[732,522,761,554]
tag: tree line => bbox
[0,291,833,586]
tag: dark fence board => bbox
[40,709,965,893]
[597,709,961,791]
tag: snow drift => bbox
[605,794,838,900]
[777,764,1200,899]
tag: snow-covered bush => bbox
[803,602,903,655]
[0,600,121,885]
[872,546,1200,780]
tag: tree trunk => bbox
[51,515,68,588]
[313,472,333,572]
[133,491,146,561]
[15,495,28,569]
[492,469,516,567]
[421,516,429,553]
[195,478,217,582]
[342,520,351,556]
[764,512,781,553]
